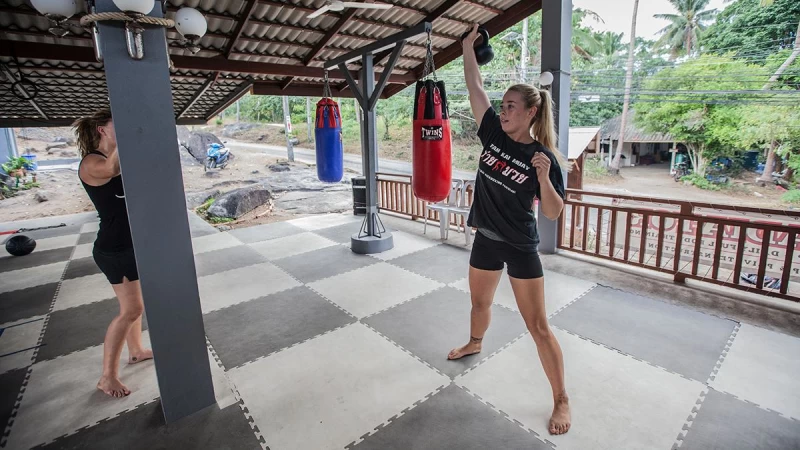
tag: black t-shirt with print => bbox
[466,107,566,252]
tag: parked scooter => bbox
[205,142,231,172]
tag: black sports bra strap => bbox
[87,150,107,158]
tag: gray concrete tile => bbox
[0,247,73,273]
[313,222,368,244]
[63,256,101,280]
[389,244,471,284]
[193,245,267,278]
[364,287,527,378]
[350,384,551,450]
[0,368,26,439]
[187,212,218,238]
[679,389,800,450]
[228,221,304,244]
[0,283,58,323]
[36,298,147,363]
[38,401,262,450]
[273,244,378,283]
[0,317,45,373]
[204,286,356,369]
[551,286,736,381]
[76,232,96,245]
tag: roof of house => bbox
[568,126,600,160]
[600,110,675,143]
[0,1,539,127]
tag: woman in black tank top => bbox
[74,109,153,398]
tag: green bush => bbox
[781,190,800,204]
[583,157,610,179]
[681,173,723,191]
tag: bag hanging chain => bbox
[422,30,437,81]
[323,70,332,99]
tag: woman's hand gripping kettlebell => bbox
[462,23,480,50]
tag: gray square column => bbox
[96,0,215,423]
[538,0,572,254]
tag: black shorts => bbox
[93,247,139,285]
[469,231,544,279]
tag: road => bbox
[226,140,476,180]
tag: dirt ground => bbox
[585,163,788,209]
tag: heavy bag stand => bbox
[324,21,433,255]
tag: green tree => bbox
[704,0,800,60]
[611,0,640,173]
[634,54,776,175]
[654,0,717,59]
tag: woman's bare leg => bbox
[448,266,503,359]
[97,277,144,398]
[509,276,571,435]
[122,281,153,364]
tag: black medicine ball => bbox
[5,234,36,256]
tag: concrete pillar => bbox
[538,0,572,254]
[96,0,215,423]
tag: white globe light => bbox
[31,0,78,18]
[539,71,554,86]
[112,0,154,15]
[175,7,207,39]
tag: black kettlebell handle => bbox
[461,26,490,45]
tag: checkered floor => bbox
[1,211,799,450]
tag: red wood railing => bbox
[558,189,800,302]
[376,172,473,228]
[374,176,799,303]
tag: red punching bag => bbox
[413,79,452,203]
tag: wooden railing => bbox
[376,172,473,228]
[558,189,800,302]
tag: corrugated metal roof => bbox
[600,110,675,143]
[568,127,600,160]
[0,0,539,126]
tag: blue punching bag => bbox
[315,98,344,182]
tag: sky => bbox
[571,0,730,41]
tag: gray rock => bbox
[222,122,259,138]
[46,143,67,151]
[274,188,351,215]
[34,192,49,202]
[216,225,232,231]
[60,151,75,157]
[186,189,220,209]
[184,132,223,162]
[251,170,260,174]
[211,179,257,189]
[207,185,272,219]
[204,170,221,178]
[53,136,68,143]
[268,162,291,172]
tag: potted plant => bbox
[1,157,27,179]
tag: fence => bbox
[558,189,800,302]
[374,174,800,302]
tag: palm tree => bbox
[595,31,625,69]
[571,8,603,60]
[610,0,640,174]
[654,0,717,59]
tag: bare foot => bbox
[128,349,153,365]
[97,376,131,398]
[447,337,483,360]
[549,392,571,435]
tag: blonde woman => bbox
[447,25,571,435]
[73,109,152,398]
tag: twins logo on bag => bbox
[420,125,443,141]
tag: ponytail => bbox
[72,108,112,158]
[507,84,571,171]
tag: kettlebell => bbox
[461,27,494,66]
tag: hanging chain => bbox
[323,70,332,98]
[422,30,437,81]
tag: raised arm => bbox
[463,24,491,126]
[81,147,120,184]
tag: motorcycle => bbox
[673,161,691,181]
[205,142,231,172]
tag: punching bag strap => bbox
[323,70,332,99]
[421,29,437,82]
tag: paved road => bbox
[226,140,476,180]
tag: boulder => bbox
[184,132,223,162]
[186,189,220,209]
[46,143,67,151]
[222,122,259,138]
[268,162,291,172]
[34,192,49,202]
[207,185,272,219]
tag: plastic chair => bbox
[423,179,462,240]
[449,180,474,245]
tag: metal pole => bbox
[539,0,572,254]
[360,55,378,236]
[307,97,313,143]
[96,0,214,423]
[282,95,294,162]
[521,17,529,83]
